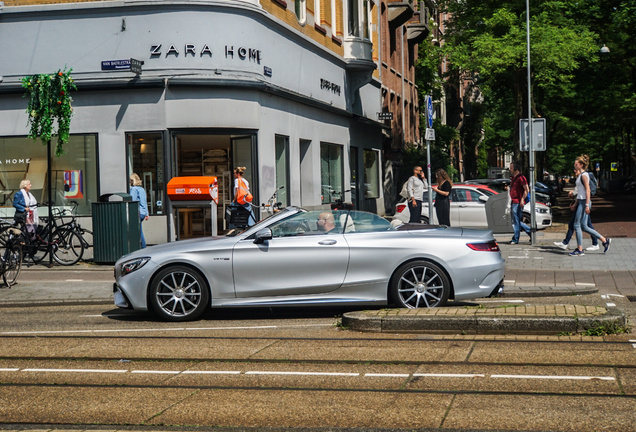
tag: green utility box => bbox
[92,193,141,263]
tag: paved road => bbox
[1,304,635,431]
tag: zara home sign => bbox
[150,44,262,63]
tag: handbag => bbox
[236,178,253,205]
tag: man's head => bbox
[509,161,522,175]
[317,212,336,232]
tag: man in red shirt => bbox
[509,161,531,244]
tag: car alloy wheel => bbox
[391,260,450,308]
[420,216,429,224]
[150,266,209,321]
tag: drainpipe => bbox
[400,23,405,147]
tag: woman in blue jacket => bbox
[129,173,149,248]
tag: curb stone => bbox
[500,286,597,297]
[342,308,626,335]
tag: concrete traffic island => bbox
[342,305,627,335]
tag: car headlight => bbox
[120,257,151,276]
[536,208,548,214]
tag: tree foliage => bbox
[425,0,636,178]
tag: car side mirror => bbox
[478,195,489,203]
[254,228,273,244]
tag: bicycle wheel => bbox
[79,228,93,261]
[2,244,22,287]
[52,229,84,266]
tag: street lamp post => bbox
[525,0,537,245]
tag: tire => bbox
[2,244,22,287]
[522,213,531,225]
[52,229,84,266]
[420,216,430,224]
[391,260,450,308]
[149,266,210,321]
[79,228,93,262]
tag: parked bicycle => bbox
[0,225,23,287]
[17,202,85,266]
[259,186,285,217]
[329,189,354,210]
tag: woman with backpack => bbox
[568,155,611,256]
[233,167,256,227]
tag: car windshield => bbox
[225,207,297,237]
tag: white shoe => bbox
[586,244,600,251]
[554,241,569,250]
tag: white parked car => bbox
[394,184,552,229]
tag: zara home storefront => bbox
[0,0,384,244]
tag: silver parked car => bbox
[394,184,552,229]
[114,207,505,321]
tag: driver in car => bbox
[317,212,338,234]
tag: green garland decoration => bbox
[21,68,77,157]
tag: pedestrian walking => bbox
[233,166,256,226]
[129,173,149,248]
[567,155,611,256]
[508,161,531,244]
[431,169,452,226]
[406,166,428,223]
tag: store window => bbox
[275,135,290,206]
[0,135,98,217]
[320,143,343,204]
[127,133,164,216]
[363,149,380,198]
[295,0,307,24]
[350,146,358,205]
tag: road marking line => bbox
[491,375,615,381]
[533,257,543,260]
[606,303,616,307]
[507,256,528,259]
[3,323,334,336]
[413,373,485,378]
[65,279,84,282]
[22,369,127,373]
[605,294,624,297]
[131,370,181,374]
[245,371,360,377]
[365,373,410,377]
[181,371,241,375]
[81,314,133,317]
[632,344,636,349]
[629,340,636,342]
[0,368,20,372]
[575,283,596,287]
[503,280,516,284]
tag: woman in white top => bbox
[568,155,610,256]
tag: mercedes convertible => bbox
[114,207,505,321]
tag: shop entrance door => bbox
[170,132,257,238]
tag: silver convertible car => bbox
[114,207,505,321]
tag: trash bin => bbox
[92,193,141,263]
[485,192,513,234]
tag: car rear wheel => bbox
[420,216,429,224]
[522,213,530,225]
[391,260,450,308]
[149,266,210,321]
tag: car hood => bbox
[116,236,233,263]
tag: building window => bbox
[0,135,98,216]
[295,0,307,24]
[275,135,290,206]
[314,0,321,26]
[363,149,380,198]
[127,132,164,216]
[348,0,359,36]
[350,146,358,205]
[320,142,343,204]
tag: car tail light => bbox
[466,241,500,252]
[396,204,406,213]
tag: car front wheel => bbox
[391,260,450,308]
[420,216,430,224]
[149,266,210,321]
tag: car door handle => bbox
[318,240,337,245]
[459,204,468,207]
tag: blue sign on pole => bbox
[426,96,434,128]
